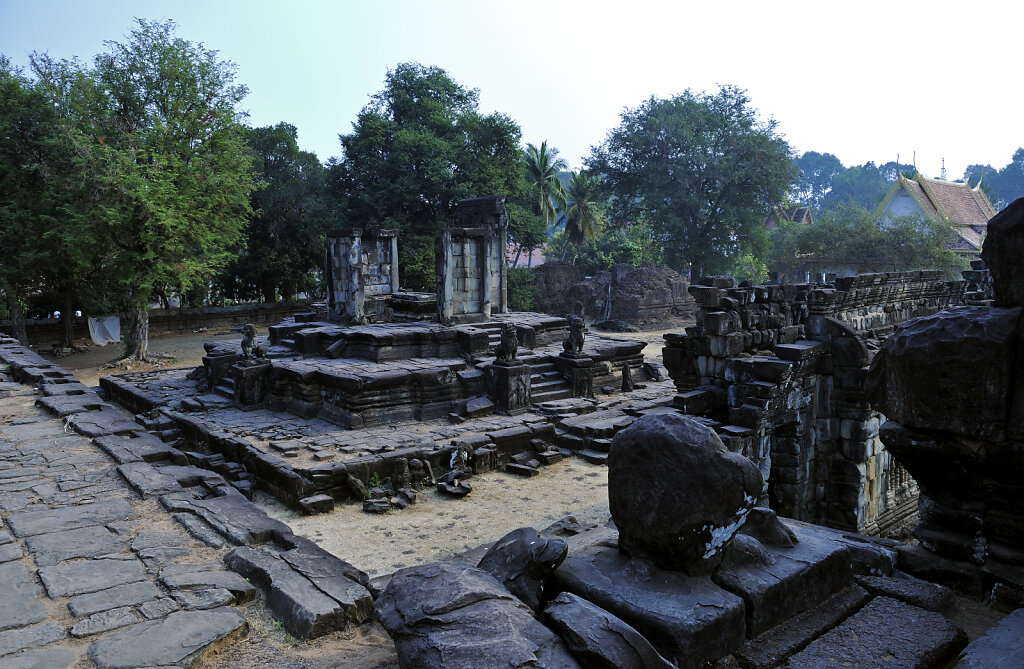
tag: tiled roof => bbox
[917,176,996,226]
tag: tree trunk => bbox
[124,303,149,361]
[58,291,75,349]
[5,293,29,346]
[261,281,276,304]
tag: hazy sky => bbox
[2,0,1020,180]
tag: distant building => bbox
[877,171,996,257]
[765,205,813,229]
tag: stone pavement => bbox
[0,361,250,667]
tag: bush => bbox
[507,267,534,311]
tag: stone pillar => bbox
[436,229,455,324]
[390,235,400,293]
[556,352,594,399]
[484,360,532,415]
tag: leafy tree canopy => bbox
[219,122,329,303]
[333,63,523,289]
[588,85,795,277]
[768,203,966,279]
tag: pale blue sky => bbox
[2,0,1020,179]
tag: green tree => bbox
[524,140,567,227]
[820,162,889,211]
[221,122,328,303]
[768,204,966,279]
[588,85,794,276]
[561,171,606,246]
[80,19,256,359]
[792,151,845,210]
[333,63,522,290]
[0,54,111,348]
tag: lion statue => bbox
[563,314,585,354]
[240,323,266,360]
[494,322,519,362]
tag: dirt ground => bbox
[37,328,249,387]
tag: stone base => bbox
[555,353,594,398]
[484,361,531,415]
[233,361,271,407]
[552,545,746,669]
[712,520,853,637]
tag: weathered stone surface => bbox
[278,536,373,617]
[552,546,745,669]
[117,462,184,497]
[7,498,136,537]
[981,197,1024,307]
[94,433,177,464]
[786,596,966,668]
[734,585,871,669]
[39,557,147,598]
[67,581,164,618]
[712,520,851,637]
[544,591,675,669]
[856,573,953,613]
[158,563,256,603]
[173,588,235,610]
[88,607,248,669]
[138,597,180,619]
[25,525,128,566]
[608,413,762,573]
[160,490,290,546]
[70,606,140,638]
[0,562,48,631]
[868,306,1021,441]
[0,622,65,657]
[1,646,77,668]
[478,527,568,613]
[377,562,581,669]
[955,607,1024,668]
[225,546,368,638]
[172,512,226,548]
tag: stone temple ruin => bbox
[0,195,1022,668]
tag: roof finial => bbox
[941,157,946,180]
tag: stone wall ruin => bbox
[325,228,399,324]
[436,196,508,324]
[663,270,969,536]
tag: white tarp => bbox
[88,316,120,346]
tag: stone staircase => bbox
[528,359,572,404]
[213,375,236,401]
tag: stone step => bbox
[533,388,573,404]
[783,596,966,668]
[533,379,570,392]
[577,449,608,465]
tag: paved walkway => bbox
[0,374,251,668]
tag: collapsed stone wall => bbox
[531,263,695,326]
[662,270,966,536]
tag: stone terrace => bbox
[0,350,251,667]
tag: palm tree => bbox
[562,171,606,253]
[524,140,568,227]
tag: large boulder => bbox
[608,414,762,573]
[867,306,1022,441]
[544,592,675,669]
[981,197,1024,307]
[375,562,581,669]
[478,527,568,613]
